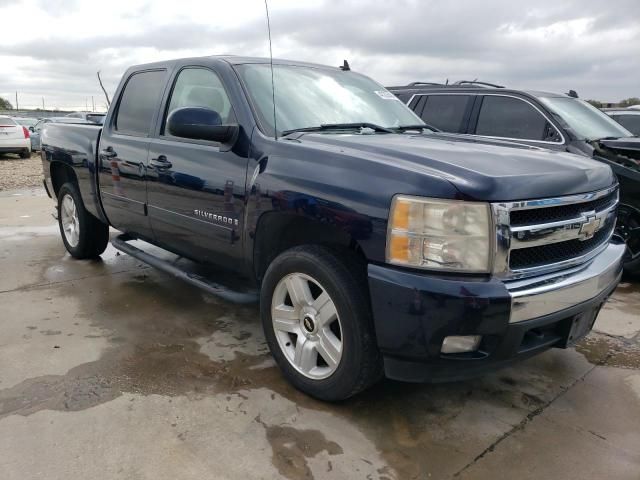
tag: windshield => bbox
[539,97,633,140]
[236,63,423,136]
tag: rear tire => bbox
[20,149,30,159]
[260,245,382,401]
[57,182,109,259]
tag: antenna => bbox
[264,0,277,140]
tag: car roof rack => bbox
[407,81,445,87]
[453,80,505,88]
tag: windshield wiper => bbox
[392,123,439,133]
[282,122,394,136]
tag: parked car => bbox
[30,117,89,151]
[0,116,31,158]
[12,117,40,151]
[388,82,640,273]
[65,112,107,124]
[41,57,624,400]
[603,108,640,135]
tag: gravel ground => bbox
[0,152,43,191]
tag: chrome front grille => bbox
[492,186,619,279]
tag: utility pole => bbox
[15,92,18,111]
[42,97,45,110]
[85,98,88,111]
[91,96,95,112]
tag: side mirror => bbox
[29,126,35,132]
[167,107,238,144]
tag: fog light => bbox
[441,335,482,354]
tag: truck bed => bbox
[41,123,103,220]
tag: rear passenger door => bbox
[471,95,564,146]
[98,69,168,241]
[411,94,474,133]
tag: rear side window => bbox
[419,95,472,132]
[115,70,166,136]
[0,117,16,126]
[475,96,548,141]
[612,115,640,135]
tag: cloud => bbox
[0,0,638,109]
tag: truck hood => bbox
[298,132,616,201]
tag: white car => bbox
[0,116,31,158]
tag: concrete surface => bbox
[0,189,639,480]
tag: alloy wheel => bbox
[271,273,343,380]
[60,193,80,248]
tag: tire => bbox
[260,245,382,401]
[20,149,30,159]
[617,204,640,274]
[57,182,109,259]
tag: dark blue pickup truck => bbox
[41,56,625,400]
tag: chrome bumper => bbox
[505,242,625,323]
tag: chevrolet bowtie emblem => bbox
[578,215,601,241]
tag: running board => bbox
[111,234,258,304]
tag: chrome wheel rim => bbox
[271,273,343,380]
[60,194,79,248]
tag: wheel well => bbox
[253,213,367,282]
[50,162,78,198]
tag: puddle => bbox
[576,333,640,370]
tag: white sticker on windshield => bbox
[375,90,399,100]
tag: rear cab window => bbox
[417,95,473,133]
[115,70,167,136]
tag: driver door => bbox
[146,66,249,269]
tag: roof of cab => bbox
[127,55,343,72]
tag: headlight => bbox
[386,195,492,273]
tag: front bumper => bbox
[367,241,625,382]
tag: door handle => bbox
[150,155,172,169]
[100,147,117,159]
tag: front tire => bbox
[617,204,640,274]
[57,182,109,259]
[260,245,382,401]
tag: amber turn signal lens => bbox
[391,199,410,231]
[388,235,409,262]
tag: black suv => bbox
[604,108,640,136]
[388,82,640,273]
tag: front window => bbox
[235,63,422,136]
[475,96,560,142]
[539,97,633,141]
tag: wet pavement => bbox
[1,189,639,480]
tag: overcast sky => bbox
[0,0,638,111]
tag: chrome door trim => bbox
[404,92,566,146]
